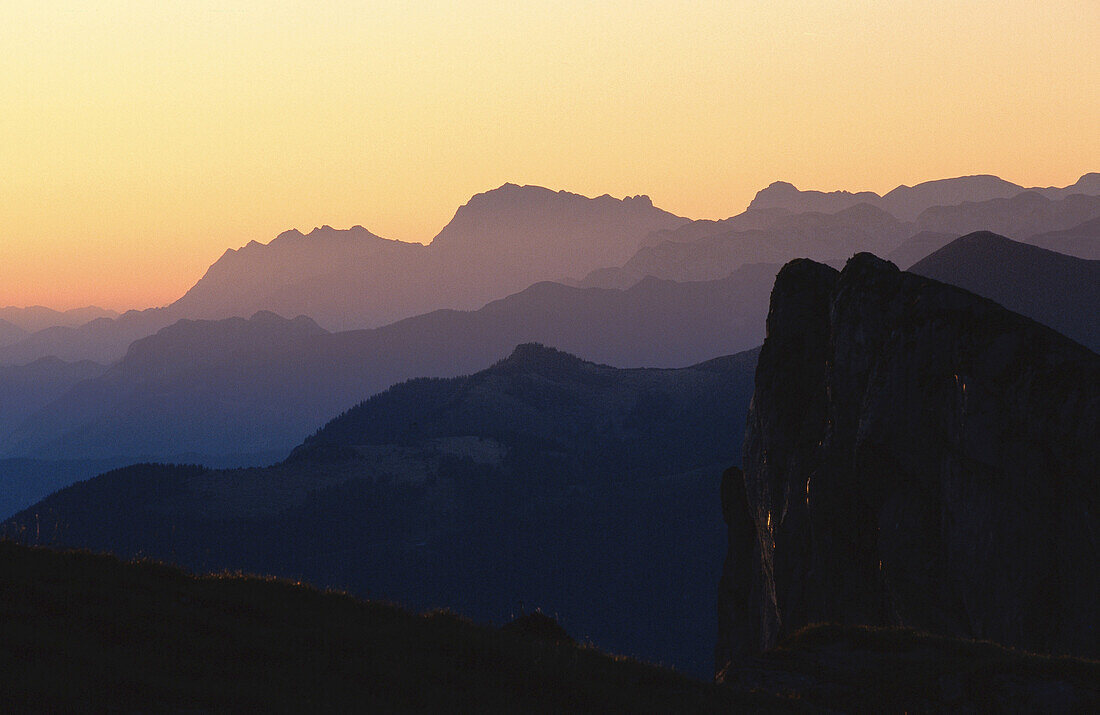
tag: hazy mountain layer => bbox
[910,232,1100,352]
[746,172,1100,220]
[0,458,131,521]
[580,204,906,288]
[0,305,118,333]
[915,191,1100,238]
[718,254,1098,669]
[4,344,759,675]
[0,307,174,366]
[4,175,1095,366]
[0,185,686,364]
[589,188,1100,291]
[172,184,687,331]
[1024,215,1100,259]
[0,319,27,348]
[0,357,106,443]
[4,271,773,462]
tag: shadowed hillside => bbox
[5,536,1095,711]
[0,541,777,713]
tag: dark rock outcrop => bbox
[717,253,1099,673]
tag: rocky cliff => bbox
[717,253,1099,673]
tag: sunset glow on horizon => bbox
[2,0,1097,311]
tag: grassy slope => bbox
[0,541,791,713]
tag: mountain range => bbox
[0,266,776,465]
[2,174,1097,368]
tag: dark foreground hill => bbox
[5,542,1096,712]
[0,541,776,713]
[4,345,759,676]
[720,254,1099,672]
[910,231,1100,352]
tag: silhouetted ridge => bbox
[718,251,1099,671]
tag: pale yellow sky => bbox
[1,1,1097,311]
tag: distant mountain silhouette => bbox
[1024,216,1100,259]
[580,204,907,288]
[0,356,105,444]
[746,173,1100,221]
[0,185,687,364]
[3,271,774,462]
[170,226,430,331]
[0,319,27,347]
[4,176,1096,366]
[909,232,1100,352]
[1030,171,1100,200]
[170,184,687,331]
[2,312,327,461]
[0,305,118,333]
[601,187,1100,287]
[0,308,174,366]
[746,181,881,216]
[5,344,760,675]
[915,192,1100,238]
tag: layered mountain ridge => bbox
[1,269,775,464]
[3,173,1097,367]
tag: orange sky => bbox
[1,1,1097,311]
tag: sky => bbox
[2,1,1098,311]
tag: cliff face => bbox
[717,254,1099,673]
